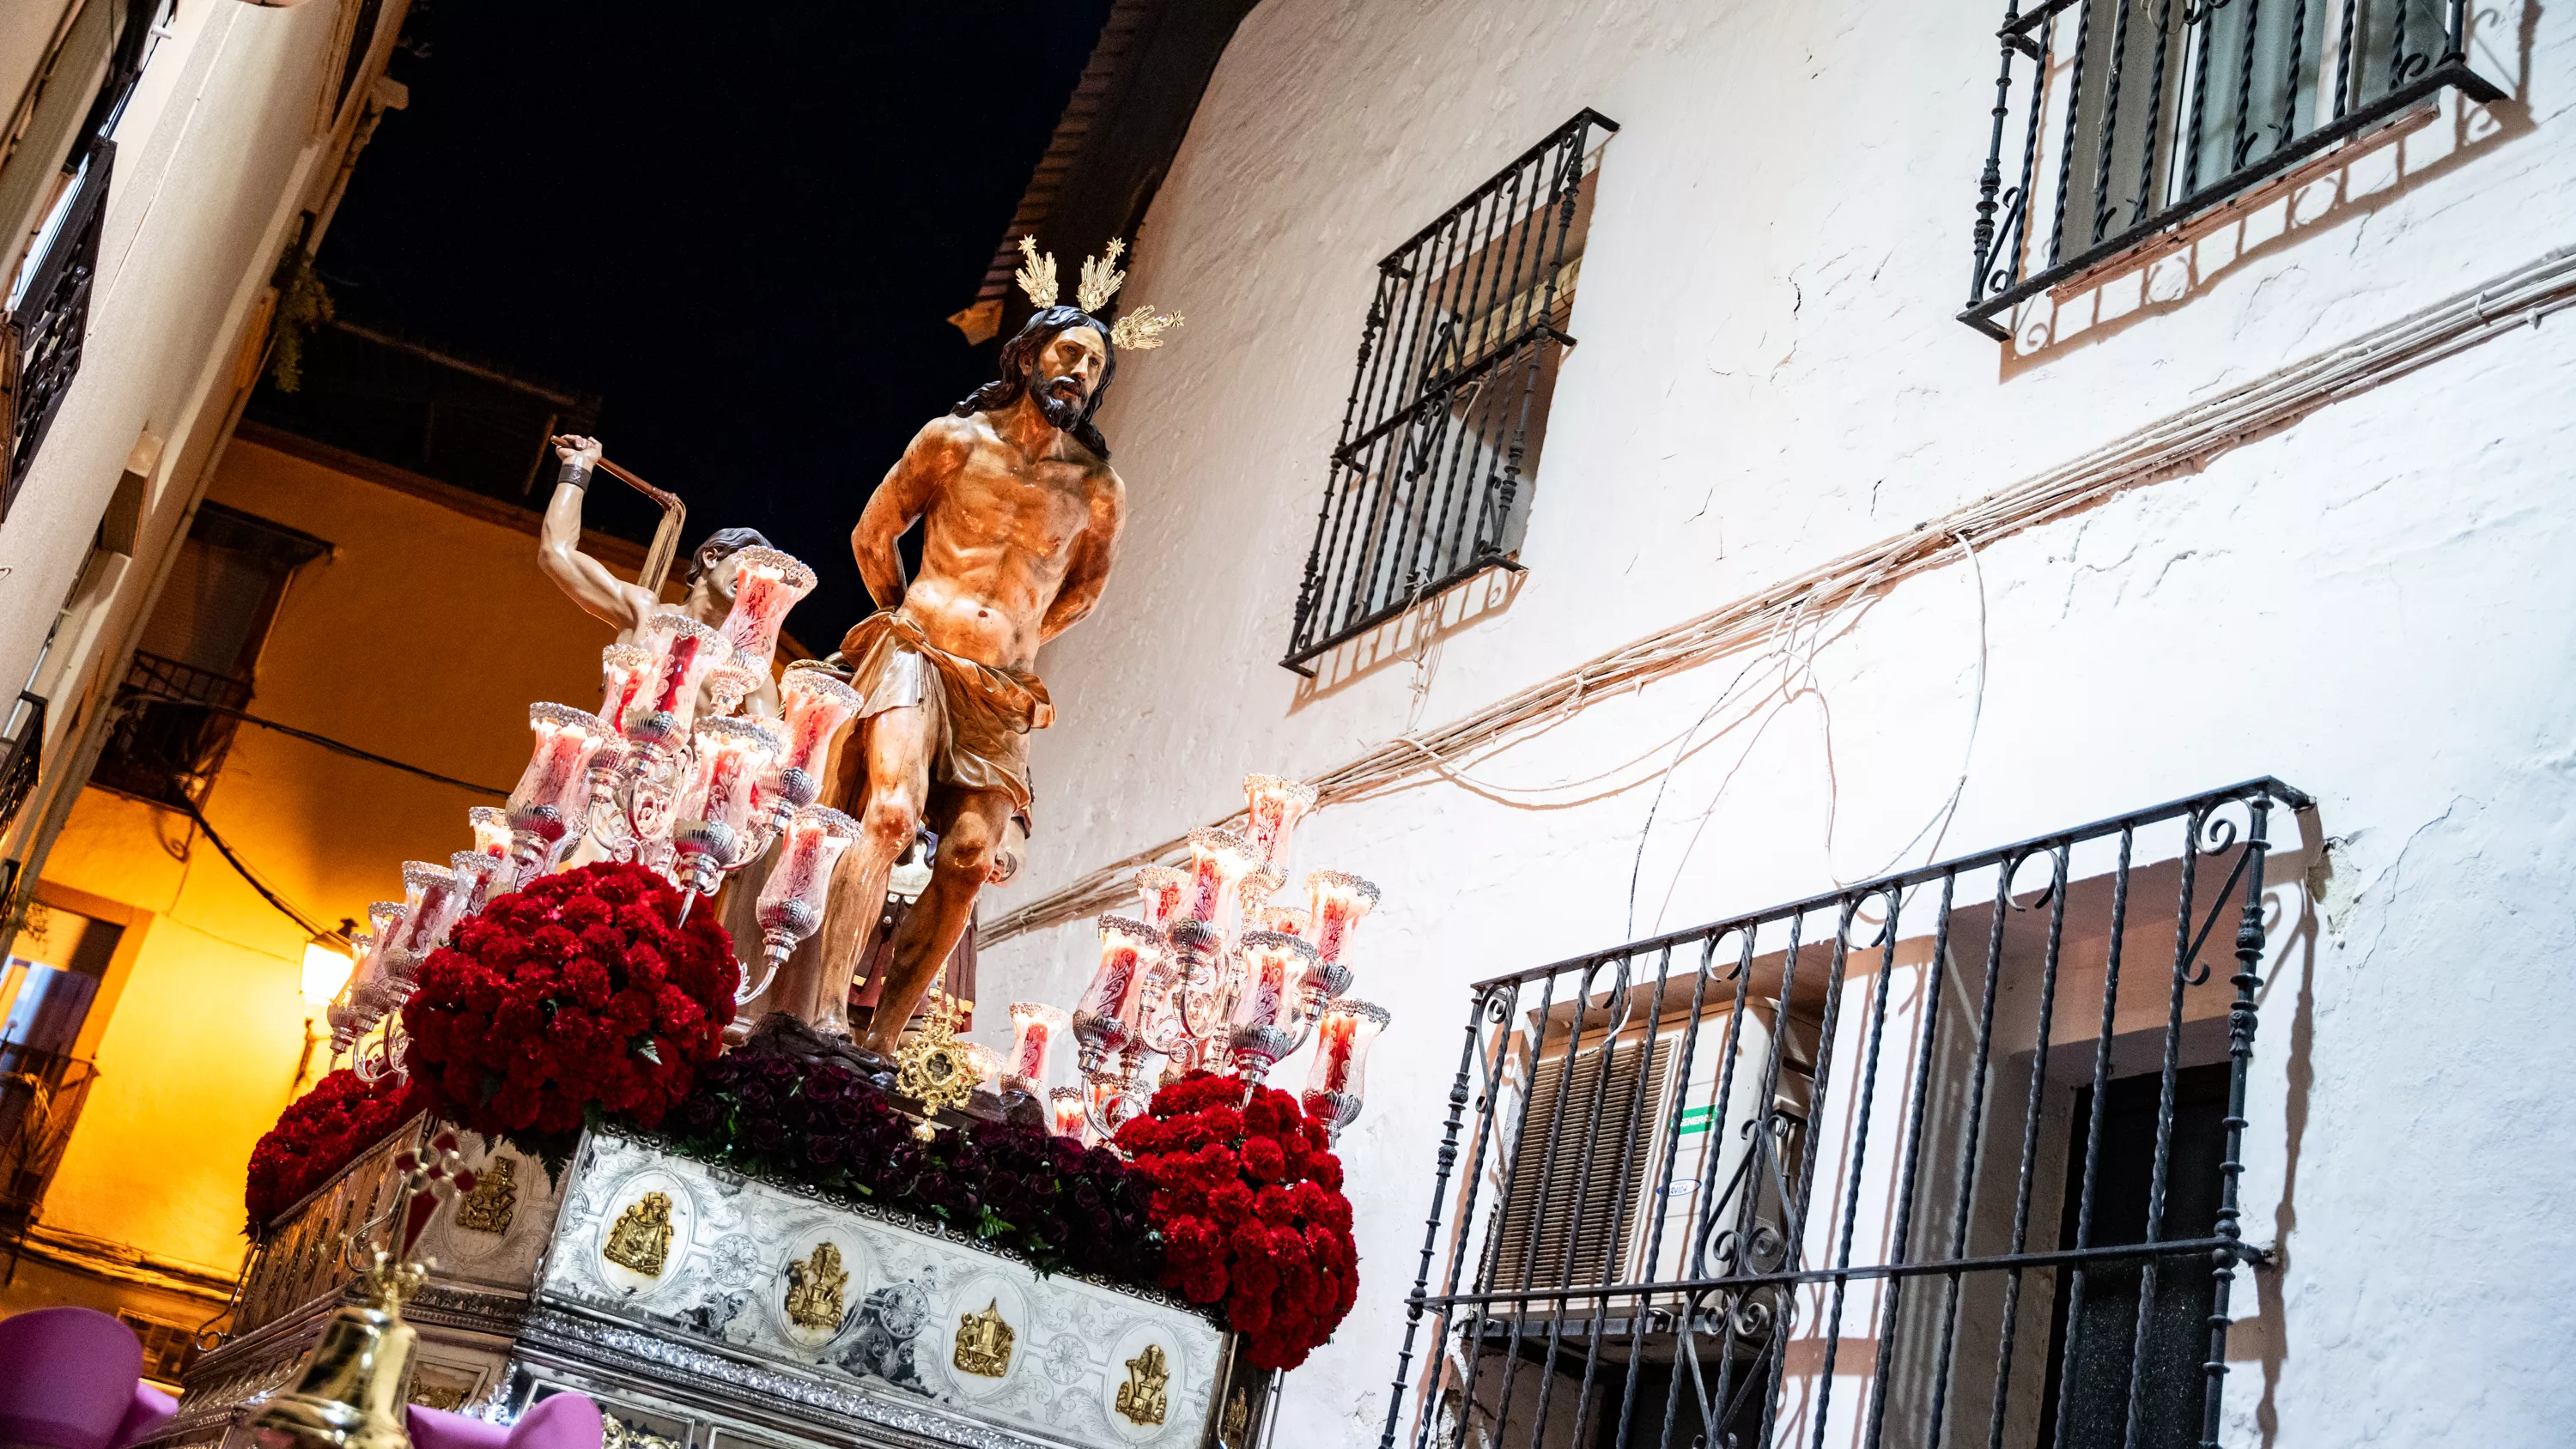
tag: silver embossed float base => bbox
[166,1123,1261,1449]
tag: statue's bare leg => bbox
[782,702,931,1039]
[855,789,1012,1059]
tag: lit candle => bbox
[747,805,860,999]
[598,644,653,732]
[773,666,863,807]
[1242,773,1318,876]
[1136,866,1187,929]
[1230,931,1319,1032]
[1182,827,1256,925]
[1004,1003,1063,1094]
[1260,906,1313,937]
[714,548,817,672]
[629,609,728,745]
[505,703,610,862]
[672,718,786,889]
[1303,999,1390,1142]
[468,806,513,859]
[1048,1087,1087,1139]
[1306,870,1381,968]
[1076,915,1158,1027]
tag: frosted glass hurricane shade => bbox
[714,548,817,670]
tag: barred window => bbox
[1386,779,2306,1449]
[1283,110,1615,675]
[1960,0,2503,336]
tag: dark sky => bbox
[316,0,1115,635]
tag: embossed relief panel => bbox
[540,1131,1226,1449]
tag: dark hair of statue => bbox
[686,525,773,585]
[953,305,1115,458]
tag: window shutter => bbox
[1488,1036,1672,1294]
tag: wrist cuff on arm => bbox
[557,460,593,491]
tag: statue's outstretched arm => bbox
[1039,468,1126,642]
[538,434,652,631]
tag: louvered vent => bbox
[1486,1038,1673,1294]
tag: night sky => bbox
[316,0,1116,634]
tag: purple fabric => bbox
[502,1395,602,1449]
[404,1407,507,1449]
[107,1385,175,1449]
[0,1307,145,1449]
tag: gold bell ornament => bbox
[250,1131,477,1449]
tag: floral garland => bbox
[244,1067,423,1231]
[402,862,737,1165]
[1115,1073,1358,1370]
[667,1051,1161,1282]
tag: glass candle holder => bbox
[1307,870,1382,968]
[773,666,863,809]
[468,805,512,858]
[1258,906,1313,938]
[1239,867,1285,921]
[506,704,610,867]
[1242,773,1318,876]
[1230,931,1319,1033]
[629,609,728,749]
[1303,998,1391,1142]
[598,644,654,733]
[332,900,407,1049]
[714,548,817,671]
[960,1043,1002,1094]
[672,717,786,894]
[1072,914,1158,1067]
[749,805,860,1000]
[1182,827,1257,925]
[1048,1087,1088,1140]
[451,850,505,919]
[1002,1003,1065,1095]
[381,859,470,991]
[1135,866,1187,929]
[704,662,763,719]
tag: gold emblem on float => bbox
[1220,1386,1250,1447]
[783,1241,849,1331]
[951,1298,1015,1378]
[454,1156,518,1235]
[894,992,978,1135]
[603,1191,675,1276]
[1114,1344,1170,1428]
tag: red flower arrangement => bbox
[401,862,738,1163]
[1115,1072,1358,1370]
[244,1067,424,1230]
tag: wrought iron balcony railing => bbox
[3,142,114,516]
[0,1044,98,1228]
[1382,777,2309,1449]
[0,692,45,840]
[1960,0,2502,337]
[1283,110,1616,674]
[94,652,253,810]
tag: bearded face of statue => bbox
[1027,324,1109,433]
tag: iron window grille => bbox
[0,693,45,841]
[1283,109,1616,675]
[3,140,112,516]
[1382,777,2308,1449]
[1959,0,2503,337]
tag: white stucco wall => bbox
[975,1,2575,1445]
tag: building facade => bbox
[970,2,2576,1446]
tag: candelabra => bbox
[335,547,829,1082]
[1069,774,1388,1143]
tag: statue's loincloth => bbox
[836,609,1051,815]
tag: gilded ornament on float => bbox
[1219,1387,1251,1447]
[599,1415,683,1449]
[602,1191,675,1276]
[951,1298,1015,1378]
[1114,1344,1170,1428]
[893,991,978,1135]
[247,1132,474,1449]
[453,1155,517,1235]
[782,1241,848,1331]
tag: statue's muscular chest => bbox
[938,439,1091,558]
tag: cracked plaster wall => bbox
[974,0,2576,1443]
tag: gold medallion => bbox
[782,1241,849,1331]
[453,1155,518,1235]
[894,991,978,1133]
[951,1297,1015,1378]
[1114,1343,1170,1428]
[603,1191,675,1277]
